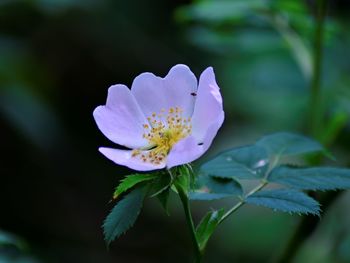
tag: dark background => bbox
[1,0,350,262]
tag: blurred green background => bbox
[1,0,350,262]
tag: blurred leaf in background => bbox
[0,0,205,262]
[0,230,41,263]
[174,0,350,262]
[175,0,350,136]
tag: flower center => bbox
[132,107,192,164]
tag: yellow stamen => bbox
[132,106,192,164]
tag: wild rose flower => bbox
[93,64,224,171]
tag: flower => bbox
[93,64,224,171]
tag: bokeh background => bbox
[1,0,350,262]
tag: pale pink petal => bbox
[201,111,225,153]
[131,64,197,119]
[93,84,149,149]
[166,111,224,169]
[166,136,203,169]
[99,147,166,171]
[191,67,224,143]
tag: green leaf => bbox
[269,166,350,191]
[189,174,243,200]
[189,192,234,201]
[103,187,146,246]
[200,145,269,179]
[181,164,196,188]
[113,173,157,199]
[174,172,191,194]
[270,13,312,79]
[157,187,171,215]
[176,0,266,23]
[149,172,172,197]
[256,132,326,158]
[0,230,25,250]
[271,0,307,13]
[196,209,225,251]
[246,189,320,215]
[197,174,243,194]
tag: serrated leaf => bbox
[103,187,146,246]
[157,187,171,215]
[149,172,172,197]
[197,174,243,194]
[113,173,157,199]
[189,192,234,200]
[256,132,326,158]
[200,145,269,179]
[269,166,350,191]
[196,209,225,251]
[189,174,243,200]
[246,189,320,215]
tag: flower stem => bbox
[175,183,202,263]
[309,0,327,137]
[219,180,268,224]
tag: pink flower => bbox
[93,64,224,171]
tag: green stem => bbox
[176,184,202,262]
[276,1,328,263]
[219,180,268,224]
[219,155,274,225]
[270,14,312,80]
[174,179,202,263]
[309,0,327,137]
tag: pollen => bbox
[132,107,192,164]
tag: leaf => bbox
[180,164,196,188]
[200,145,269,179]
[246,189,320,215]
[189,174,243,200]
[189,192,234,201]
[269,166,350,191]
[256,132,326,158]
[270,14,312,79]
[157,187,171,215]
[176,0,266,23]
[0,230,24,250]
[103,187,146,246]
[196,209,225,251]
[149,172,172,197]
[113,173,157,199]
[197,174,243,194]
[174,172,191,194]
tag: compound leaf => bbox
[200,145,269,179]
[113,173,157,199]
[269,166,350,191]
[246,189,320,215]
[103,187,146,246]
[256,132,327,158]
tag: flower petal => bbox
[99,147,166,171]
[93,84,149,149]
[131,64,197,118]
[201,111,225,153]
[166,112,224,169]
[191,67,224,143]
[166,136,203,169]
